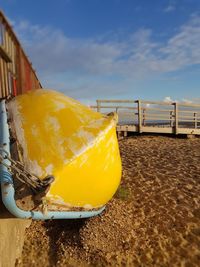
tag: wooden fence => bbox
[0,10,42,99]
[91,100,200,136]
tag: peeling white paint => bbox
[26,159,44,177]
[45,116,60,132]
[76,129,95,143]
[45,164,54,174]
[53,100,66,111]
[31,125,38,136]
[7,95,117,205]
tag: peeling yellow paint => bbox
[8,89,122,208]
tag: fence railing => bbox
[91,100,200,135]
[0,10,42,99]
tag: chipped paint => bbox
[8,89,122,208]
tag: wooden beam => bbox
[96,100,100,112]
[174,103,178,134]
[0,45,12,62]
[137,100,142,133]
[97,99,136,103]
[194,113,198,129]
[90,105,137,110]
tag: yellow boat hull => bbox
[8,89,121,209]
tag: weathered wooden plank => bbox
[141,100,200,108]
[91,105,137,110]
[0,10,42,99]
[174,103,178,134]
[177,128,200,135]
[0,57,5,97]
[137,100,142,133]
[98,99,200,108]
[141,126,174,134]
[98,99,136,103]
[117,125,138,132]
[0,45,12,62]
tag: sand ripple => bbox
[17,136,200,267]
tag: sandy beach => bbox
[17,135,200,267]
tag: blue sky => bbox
[1,0,200,104]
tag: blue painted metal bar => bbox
[0,100,105,219]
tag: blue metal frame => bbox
[0,100,105,219]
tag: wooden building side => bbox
[0,10,42,99]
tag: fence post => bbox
[97,100,100,112]
[194,112,197,129]
[137,100,142,133]
[142,108,146,126]
[170,111,173,127]
[174,102,178,134]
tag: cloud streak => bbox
[164,5,176,13]
[15,14,200,76]
[12,14,200,100]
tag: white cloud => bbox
[14,21,122,76]
[181,98,200,104]
[12,14,200,99]
[14,15,200,77]
[182,98,193,104]
[164,5,176,13]
[158,15,200,72]
[164,96,174,103]
[163,97,197,104]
